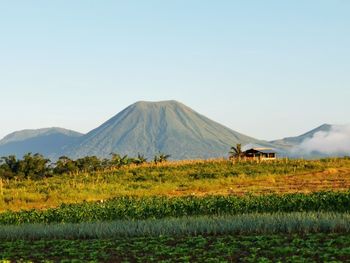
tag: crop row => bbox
[2,232,350,262]
[1,191,350,224]
[1,213,350,241]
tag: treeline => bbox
[0,152,170,180]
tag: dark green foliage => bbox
[133,153,147,165]
[53,156,78,174]
[110,153,131,167]
[1,234,350,262]
[1,152,346,180]
[0,152,159,179]
[153,152,171,164]
[0,153,50,179]
[75,156,102,172]
[188,171,217,179]
[229,143,244,160]
[2,192,350,225]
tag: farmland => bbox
[1,158,350,211]
[1,158,350,262]
[2,233,350,262]
[1,192,350,224]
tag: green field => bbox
[1,233,350,262]
[1,158,350,262]
[0,213,349,240]
[2,158,350,212]
[1,192,350,225]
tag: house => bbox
[242,144,277,160]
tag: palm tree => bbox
[110,153,122,167]
[159,153,171,163]
[229,144,244,161]
[154,152,171,164]
[133,153,147,165]
[110,153,131,167]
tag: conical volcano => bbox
[65,100,270,159]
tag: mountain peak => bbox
[133,100,185,109]
[65,100,267,160]
[270,123,334,148]
[316,123,332,130]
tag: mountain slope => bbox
[271,124,332,148]
[64,100,274,159]
[0,128,83,158]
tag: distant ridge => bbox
[63,100,274,160]
[271,124,332,148]
[0,128,83,158]
[0,102,343,160]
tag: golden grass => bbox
[1,158,350,212]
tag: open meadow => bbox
[1,158,350,262]
[1,158,350,211]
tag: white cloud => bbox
[297,124,350,156]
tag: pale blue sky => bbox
[0,1,349,140]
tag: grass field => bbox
[1,158,350,212]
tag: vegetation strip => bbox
[1,191,350,224]
[2,158,350,212]
[0,213,349,240]
[2,233,350,262]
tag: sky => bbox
[0,0,349,141]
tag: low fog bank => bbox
[295,124,350,157]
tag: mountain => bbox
[0,128,83,159]
[271,124,332,149]
[272,124,350,158]
[64,100,275,160]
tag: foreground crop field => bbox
[1,158,350,212]
[1,158,350,262]
[1,192,350,224]
[1,233,350,262]
[0,213,349,240]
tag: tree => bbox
[54,156,77,175]
[154,152,171,164]
[1,155,20,174]
[76,156,102,172]
[229,144,244,161]
[0,155,19,179]
[18,153,51,179]
[110,153,131,168]
[132,153,147,165]
[101,158,111,170]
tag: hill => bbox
[271,124,332,148]
[64,100,275,160]
[0,128,83,159]
[270,124,350,158]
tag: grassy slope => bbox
[64,100,267,160]
[1,158,350,211]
